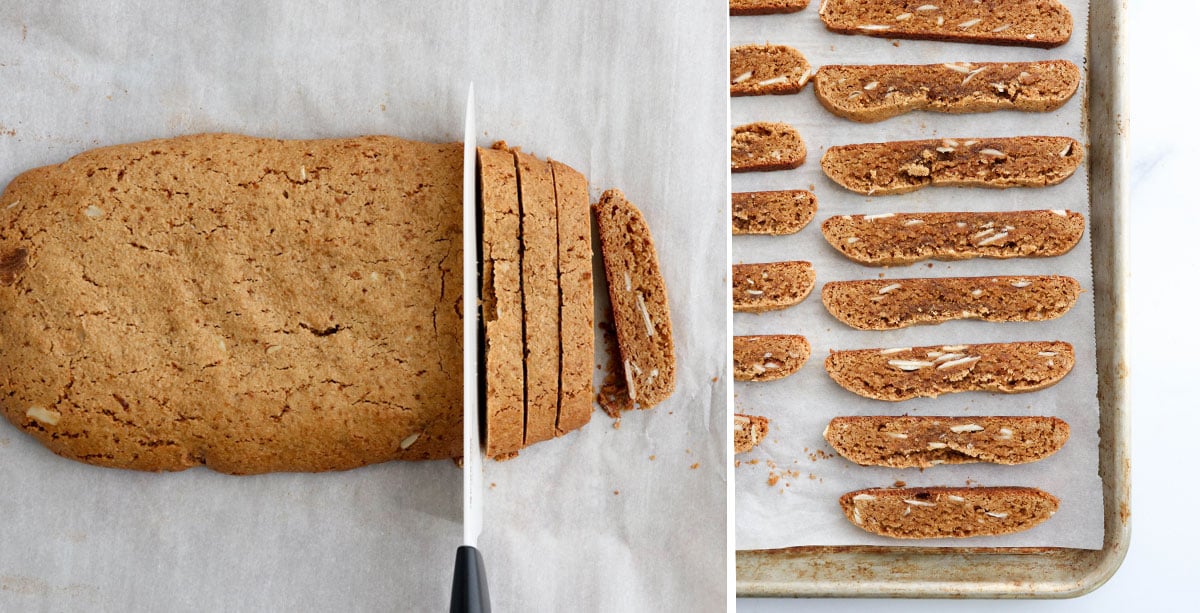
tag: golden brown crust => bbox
[733,261,815,313]
[730,0,809,16]
[733,335,810,382]
[730,45,812,96]
[841,486,1060,538]
[732,122,807,172]
[734,414,770,454]
[550,160,594,435]
[825,416,1070,468]
[732,190,817,236]
[819,0,1073,49]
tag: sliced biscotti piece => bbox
[825,416,1070,468]
[731,44,812,96]
[822,275,1082,330]
[730,0,808,15]
[822,136,1083,195]
[734,335,810,382]
[479,147,526,458]
[733,260,815,313]
[594,189,676,410]
[814,60,1081,122]
[822,210,1085,266]
[825,341,1074,401]
[734,414,770,454]
[732,190,817,235]
[515,152,560,446]
[550,160,595,435]
[841,487,1060,538]
[732,122,807,172]
[819,0,1073,49]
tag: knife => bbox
[450,83,489,613]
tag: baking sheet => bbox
[0,2,727,611]
[733,0,1103,550]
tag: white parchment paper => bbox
[0,2,727,610]
[733,1,1103,550]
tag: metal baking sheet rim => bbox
[736,0,1131,599]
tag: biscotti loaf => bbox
[733,335,810,382]
[732,190,817,235]
[841,486,1060,538]
[821,210,1085,266]
[819,0,1073,49]
[821,275,1082,330]
[825,416,1070,468]
[731,44,812,96]
[0,134,463,474]
[825,341,1074,401]
[814,60,1081,122]
[550,160,595,435]
[734,414,770,454]
[594,189,676,410]
[822,136,1083,195]
[730,0,808,15]
[733,260,815,312]
[732,122,807,172]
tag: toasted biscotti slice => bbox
[822,136,1083,195]
[732,122,807,172]
[515,152,560,446]
[821,275,1082,330]
[814,60,1081,122]
[479,147,526,458]
[731,0,809,15]
[819,0,1073,49]
[734,335,810,382]
[594,189,676,410]
[732,190,817,235]
[825,341,1074,401]
[734,414,770,454]
[733,260,815,313]
[550,160,595,435]
[824,416,1070,468]
[841,487,1060,538]
[821,210,1086,266]
[731,44,812,96]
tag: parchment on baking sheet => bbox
[0,2,727,611]
[733,0,1103,550]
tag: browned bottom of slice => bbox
[730,0,809,15]
[734,414,770,454]
[733,260,814,313]
[732,190,817,235]
[841,486,1060,538]
[819,0,1073,49]
[824,416,1070,468]
[731,44,812,96]
[732,122,807,172]
[733,335,809,382]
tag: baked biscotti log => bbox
[824,416,1070,468]
[733,260,815,313]
[0,134,463,474]
[594,189,676,410]
[821,210,1085,266]
[733,335,810,382]
[814,60,1081,122]
[731,44,812,96]
[825,341,1074,401]
[821,275,1082,330]
[515,152,560,446]
[841,487,1060,538]
[821,136,1083,195]
[732,122,807,172]
[730,0,809,15]
[734,414,770,454]
[479,147,526,458]
[550,160,595,435]
[818,0,1073,49]
[732,189,817,235]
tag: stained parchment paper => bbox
[0,1,728,610]
[733,0,1103,550]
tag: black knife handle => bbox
[450,545,490,613]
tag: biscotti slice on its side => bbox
[731,44,812,96]
[821,210,1085,266]
[822,136,1083,195]
[734,335,810,382]
[515,152,560,446]
[730,0,809,15]
[825,341,1074,401]
[825,416,1070,468]
[841,487,1060,538]
[732,189,817,235]
[732,122,807,172]
[733,260,815,313]
[550,160,595,435]
[822,275,1082,330]
[594,189,676,410]
[734,414,771,454]
[814,60,1081,122]
[479,147,526,458]
[818,0,1073,49]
